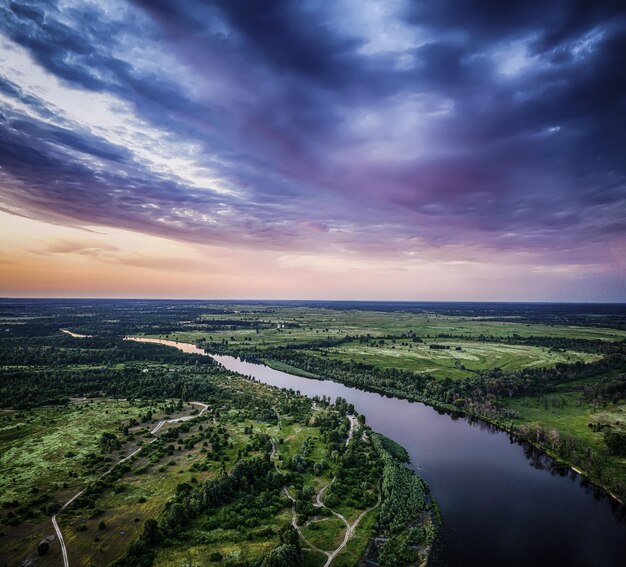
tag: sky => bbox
[0,0,625,301]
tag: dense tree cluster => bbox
[0,336,216,366]
[0,366,221,409]
[370,433,439,566]
[261,525,302,567]
[604,430,626,457]
[581,375,626,406]
[324,436,380,511]
[372,434,428,534]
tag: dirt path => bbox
[52,400,208,567]
[60,329,92,338]
[315,481,332,508]
[325,479,382,566]
[150,402,208,435]
[269,414,377,567]
[346,414,359,446]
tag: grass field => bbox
[166,308,626,346]
[321,339,598,378]
[0,398,206,566]
[0,399,159,508]
[301,516,347,552]
[156,307,617,382]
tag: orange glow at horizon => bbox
[1,211,621,302]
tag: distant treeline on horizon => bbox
[1,298,625,316]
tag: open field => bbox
[152,307,620,381]
[0,399,172,509]
[321,339,599,379]
[163,308,626,346]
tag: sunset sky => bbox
[1,1,625,301]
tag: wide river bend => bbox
[128,337,626,567]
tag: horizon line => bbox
[1,296,625,305]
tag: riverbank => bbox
[480,414,626,506]
[258,356,626,507]
[136,339,625,508]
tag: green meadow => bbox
[321,339,598,378]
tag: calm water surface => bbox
[129,338,626,567]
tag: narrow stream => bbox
[128,337,626,567]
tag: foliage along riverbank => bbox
[199,343,626,506]
[369,434,440,567]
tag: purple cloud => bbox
[0,0,624,266]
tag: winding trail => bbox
[270,414,378,567]
[325,479,382,567]
[51,401,208,567]
[60,329,92,338]
[283,485,330,557]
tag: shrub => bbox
[37,541,49,556]
[604,430,626,456]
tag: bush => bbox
[262,544,300,567]
[604,430,626,456]
[37,541,49,556]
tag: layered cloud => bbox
[0,0,625,297]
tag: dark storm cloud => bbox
[403,0,625,50]
[136,0,363,86]
[0,0,625,257]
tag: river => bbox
[127,337,626,566]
